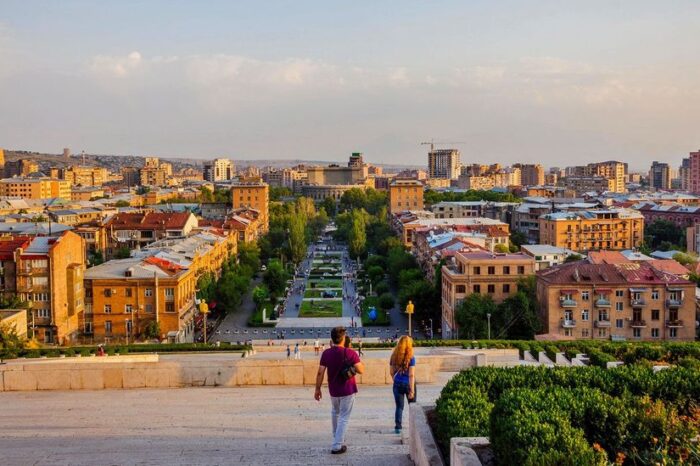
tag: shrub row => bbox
[435,365,700,465]
[4,342,251,359]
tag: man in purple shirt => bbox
[314,326,365,454]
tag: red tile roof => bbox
[538,260,691,286]
[106,212,193,230]
[0,236,32,260]
[144,256,185,274]
[587,251,630,265]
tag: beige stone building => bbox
[441,251,536,339]
[388,179,424,213]
[0,177,72,200]
[231,180,269,234]
[536,260,695,341]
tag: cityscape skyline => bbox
[1,1,700,168]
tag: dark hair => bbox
[344,335,352,348]
[330,326,346,345]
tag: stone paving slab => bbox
[0,381,451,466]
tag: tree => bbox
[495,292,540,339]
[0,324,24,359]
[269,187,293,201]
[199,186,215,203]
[367,265,385,285]
[196,272,216,303]
[263,259,288,298]
[114,247,131,259]
[378,293,395,310]
[455,294,497,339]
[88,250,105,266]
[510,231,528,248]
[238,242,261,273]
[672,252,697,266]
[288,214,307,264]
[564,253,584,263]
[321,197,337,217]
[645,219,685,250]
[339,188,368,212]
[114,200,130,207]
[144,321,161,339]
[348,209,367,258]
[252,285,270,309]
[494,243,510,253]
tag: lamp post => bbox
[428,318,433,339]
[198,300,209,344]
[406,300,414,337]
[486,313,491,340]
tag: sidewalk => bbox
[0,379,451,466]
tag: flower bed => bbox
[299,299,343,317]
[435,365,700,465]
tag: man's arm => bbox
[314,365,326,400]
[354,361,365,375]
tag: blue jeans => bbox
[393,382,410,429]
[331,394,355,450]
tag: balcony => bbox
[630,298,646,307]
[665,298,682,308]
[665,320,684,328]
[594,298,611,307]
[560,319,577,328]
[630,320,647,328]
[560,298,577,308]
[594,319,611,328]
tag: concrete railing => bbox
[409,403,445,466]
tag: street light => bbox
[486,313,491,340]
[428,318,433,339]
[406,300,414,337]
[198,300,210,344]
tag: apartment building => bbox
[231,180,269,233]
[430,201,517,223]
[393,214,510,248]
[4,159,39,177]
[520,244,578,271]
[564,175,615,194]
[7,231,86,344]
[0,177,72,200]
[52,165,108,187]
[84,231,235,342]
[388,179,424,213]
[441,251,536,339]
[203,158,235,182]
[103,211,199,257]
[515,164,545,186]
[538,209,644,252]
[649,161,671,191]
[139,157,172,187]
[536,260,695,341]
[428,149,461,180]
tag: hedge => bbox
[2,342,251,359]
[435,365,700,464]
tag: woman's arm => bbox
[408,366,416,397]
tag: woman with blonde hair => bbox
[389,335,416,434]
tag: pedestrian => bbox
[389,336,416,434]
[286,345,291,359]
[314,338,320,355]
[314,327,365,455]
[358,339,363,357]
[294,343,301,360]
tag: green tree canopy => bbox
[455,293,498,340]
[645,219,685,250]
[263,259,288,297]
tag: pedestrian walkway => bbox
[0,378,451,466]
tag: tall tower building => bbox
[428,149,460,180]
[515,164,544,186]
[203,158,235,182]
[689,150,700,194]
[649,161,671,190]
[0,148,5,175]
[679,157,691,191]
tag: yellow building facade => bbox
[538,209,643,252]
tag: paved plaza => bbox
[0,378,450,466]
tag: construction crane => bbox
[420,140,466,152]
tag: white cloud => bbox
[89,50,143,77]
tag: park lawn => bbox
[299,299,343,317]
[361,296,391,326]
[308,279,343,288]
[304,289,340,299]
[248,299,278,327]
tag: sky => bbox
[1,1,699,170]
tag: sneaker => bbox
[331,445,347,455]
[395,428,402,434]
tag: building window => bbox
[651,309,660,320]
[473,284,481,293]
[36,309,50,318]
[651,290,659,300]
[487,266,495,275]
[651,328,659,338]
[145,288,153,297]
[487,284,495,293]
[581,328,590,337]
[615,302,623,311]
[473,266,481,275]
[503,284,510,293]
[125,304,133,314]
[564,329,573,337]
[503,266,510,275]
[517,266,525,274]
[581,310,589,321]
[165,302,175,313]
[456,285,466,293]
[669,328,678,338]
[105,321,112,334]
[598,329,607,337]
[633,328,641,338]
[104,289,112,297]
[615,290,624,297]
[145,304,153,313]
[165,288,175,298]
[581,291,589,301]
[104,304,112,314]
[616,319,624,329]
[125,288,133,298]
[84,322,93,334]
